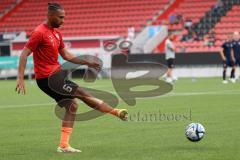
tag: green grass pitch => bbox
[0,78,239,160]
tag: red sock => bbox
[59,127,72,148]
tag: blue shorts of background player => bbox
[234,58,240,66]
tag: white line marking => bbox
[0,103,54,109]
[0,90,239,109]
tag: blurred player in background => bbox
[127,25,135,42]
[164,34,177,83]
[219,34,235,84]
[232,31,240,80]
[15,3,128,153]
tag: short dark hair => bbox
[48,2,63,11]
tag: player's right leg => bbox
[166,58,175,83]
[166,68,173,83]
[222,61,228,84]
[230,61,236,83]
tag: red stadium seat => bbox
[0,0,170,37]
[215,5,240,41]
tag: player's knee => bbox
[62,99,78,113]
[69,99,79,113]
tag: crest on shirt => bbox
[48,35,55,47]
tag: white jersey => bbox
[165,39,175,60]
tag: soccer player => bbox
[232,31,240,80]
[219,34,235,84]
[164,34,176,83]
[15,3,128,153]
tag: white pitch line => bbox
[0,90,240,109]
[0,103,55,109]
[106,89,240,98]
[166,90,240,97]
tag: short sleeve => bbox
[58,32,65,50]
[59,38,65,50]
[25,31,43,51]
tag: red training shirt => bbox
[25,23,65,79]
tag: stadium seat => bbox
[214,5,240,41]
[153,0,218,53]
[0,0,16,14]
[0,0,170,37]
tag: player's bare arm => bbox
[15,47,32,94]
[59,48,101,71]
[168,46,174,52]
[168,43,176,52]
[230,48,235,62]
[219,48,226,61]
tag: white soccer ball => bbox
[185,123,205,142]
